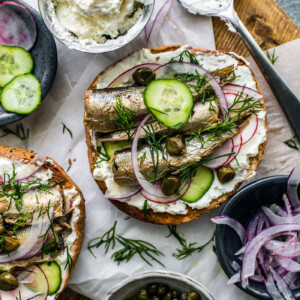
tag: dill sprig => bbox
[94,149,110,165]
[62,122,73,138]
[12,212,31,235]
[88,221,164,266]
[169,50,200,65]
[266,49,279,65]
[40,201,60,255]
[167,225,214,260]
[0,234,5,251]
[143,200,148,221]
[141,124,168,183]
[0,123,30,149]
[284,135,298,150]
[64,246,74,274]
[112,97,136,139]
[15,291,22,300]
[88,221,117,258]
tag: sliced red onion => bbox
[107,63,161,88]
[222,84,262,101]
[154,62,228,119]
[140,179,190,204]
[265,269,283,299]
[145,0,173,47]
[211,216,245,242]
[274,256,300,273]
[283,194,293,217]
[202,139,233,169]
[226,134,242,165]
[287,168,300,208]
[0,210,51,263]
[227,272,241,284]
[241,224,300,284]
[105,186,142,200]
[261,206,298,225]
[0,1,37,50]
[265,240,300,258]
[245,214,260,244]
[240,114,258,145]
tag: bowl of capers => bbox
[104,270,215,300]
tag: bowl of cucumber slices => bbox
[0,0,57,125]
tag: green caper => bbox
[216,165,236,184]
[138,289,148,300]
[157,283,168,295]
[147,283,158,294]
[187,292,201,300]
[180,292,188,300]
[162,176,181,196]
[0,225,5,235]
[132,67,156,86]
[162,292,172,300]
[167,135,186,156]
[4,236,20,252]
[0,272,19,291]
[172,291,180,298]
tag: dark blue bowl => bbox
[214,175,299,299]
[0,0,57,125]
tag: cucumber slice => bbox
[144,79,193,129]
[24,265,48,297]
[0,46,34,87]
[39,261,62,295]
[0,73,41,114]
[181,166,214,203]
[103,140,132,157]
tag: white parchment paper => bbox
[2,0,300,299]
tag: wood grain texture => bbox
[59,0,300,299]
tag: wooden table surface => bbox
[59,0,300,299]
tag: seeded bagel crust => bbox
[0,146,85,298]
[85,45,267,225]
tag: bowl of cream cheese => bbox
[38,0,154,53]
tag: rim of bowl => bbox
[37,0,154,53]
[215,175,288,300]
[104,270,215,300]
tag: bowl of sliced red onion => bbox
[214,169,300,299]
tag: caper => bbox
[172,291,180,298]
[187,292,201,300]
[4,236,20,252]
[147,283,158,294]
[167,135,186,156]
[180,292,188,300]
[216,165,236,184]
[138,289,148,300]
[162,176,181,196]
[157,284,168,295]
[151,297,160,300]
[0,272,19,291]
[132,67,156,86]
[163,292,172,300]
[0,225,5,235]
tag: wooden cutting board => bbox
[59,0,300,299]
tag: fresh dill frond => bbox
[88,221,117,258]
[141,124,169,183]
[12,212,31,235]
[139,152,146,167]
[143,200,148,221]
[167,225,214,260]
[94,150,110,165]
[284,135,298,150]
[266,49,279,65]
[64,246,74,275]
[0,123,30,149]
[112,235,165,267]
[88,221,164,266]
[62,122,73,138]
[111,97,136,139]
[40,201,60,255]
[169,50,200,65]
[15,291,22,300]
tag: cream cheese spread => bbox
[92,45,267,215]
[180,0,228,12]
[47,0,145,44]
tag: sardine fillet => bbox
[112,123,246,186]
[96,100,220,143]
[0,185,64,224]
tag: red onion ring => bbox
[105,186,142,200]
[287,167,300,208]
[222,84,262,100]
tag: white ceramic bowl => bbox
[104,270,215,300]
[38,0,154,53]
